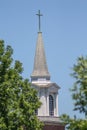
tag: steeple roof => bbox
[31,32,50,80]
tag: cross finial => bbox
[36,10,43,32]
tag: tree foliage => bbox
[71,56,87,117]
[61,56,87,129]
[0,40,42,130]
[61,114,87,130]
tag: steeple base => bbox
[38,116,65,130]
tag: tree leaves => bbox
[0,40,42,130]
[61,114,87,130]
[71,56,87,116]
[61,56,87,129]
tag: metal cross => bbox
[36,10,43,32]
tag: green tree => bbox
[71,56,87,117]
[61,56,87,130]
[61,114,87,130]
[0,40,42,130]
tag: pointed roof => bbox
[31,32,50,80]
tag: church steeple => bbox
[30,11,65,130]
[31,10,50,82]
[31,32,50,81]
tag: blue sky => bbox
[0,0,87,118]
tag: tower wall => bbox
[43,125,65,130]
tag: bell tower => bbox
[31,10,65,130]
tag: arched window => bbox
[35,109,38,115]
[49,95,54,116]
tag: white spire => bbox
[31,32,50,81]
